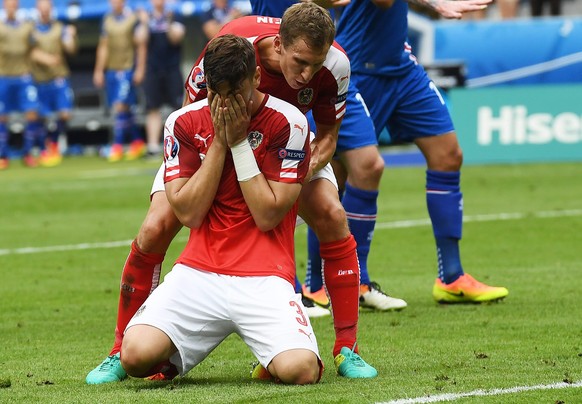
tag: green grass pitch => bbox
[0,155,581,403]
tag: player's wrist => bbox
[230,138,260,182]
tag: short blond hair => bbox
[279,2,335,52]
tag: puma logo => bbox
[298,329,313,342]
[194,133,211,148]
[293,123,306,136]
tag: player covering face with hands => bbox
[120,34,321,384]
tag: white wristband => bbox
[230,139,260,182]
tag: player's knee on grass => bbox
[269,350,320,385]
[121,326,171,377]
[120,333,149,377]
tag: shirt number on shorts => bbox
[290,300,308,327]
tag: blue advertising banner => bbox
[434,18,582,87]
[449,85,582,164]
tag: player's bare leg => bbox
[305,146,407,311]
[299,178,377,378]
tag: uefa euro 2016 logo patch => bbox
[278,148,306,161]
[297,88,314,105]
[164,135,179,161]
[193,66,206,89]
[247,131,263,150]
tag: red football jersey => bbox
[163,94,310,284]
[185,15,350,127]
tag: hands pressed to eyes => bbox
[209,91,253,148]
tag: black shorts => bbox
[143,66,184,111]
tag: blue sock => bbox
[305,227,323,292]
[426,170,464,284]
[294,275,302,294]
[342,182,378,286]
[23,121,41,156]
[0,122,8,158]
[48,119,66,144]
[113,111,130,145]
[36,123,47,151]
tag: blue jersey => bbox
[249,0,294,16]
[335,0,415,77]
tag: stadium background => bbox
[3,0,582,164]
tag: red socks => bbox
[110,240,165,355]
[320,235,360,357]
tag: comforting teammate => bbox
[248,0,408,315]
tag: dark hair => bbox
[203,34,257,92]
[279,2,335,51]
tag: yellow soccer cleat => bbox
[433,273,509,304]
[107,143,124,162]
[125,140,146,161]
[39,150,62,167]
[301,284,330,308]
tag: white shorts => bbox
[126,264,321,376]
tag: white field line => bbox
[1,209,581,257]
[375,209,582,229]
[379,380,582,404]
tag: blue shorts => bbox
[352,64,455,142]
[37,78,74,116]
[0,74,39,114]
[307,79,378,153]
[105,69,137,107]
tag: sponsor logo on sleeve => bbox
[335,92,347,104]
[164,135,180,161]
[278,148,306,161]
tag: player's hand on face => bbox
[224,93,252,147]
[209,91,227,147]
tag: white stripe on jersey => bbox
[264,96,309,181]
[164,100,208,179]
[324,45,351,119]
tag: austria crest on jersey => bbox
[164,135,179,161]
[298,87,314,106]
[248,131,263,150]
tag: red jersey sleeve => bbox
[259,96,311,184]
[163,103,206,182]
